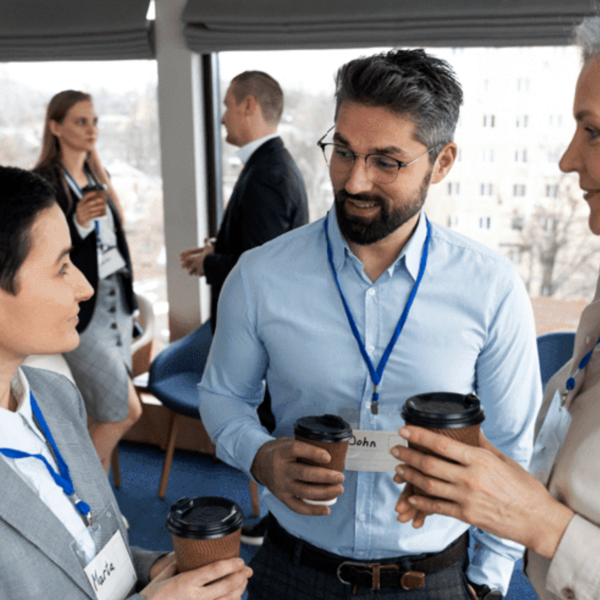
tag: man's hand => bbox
[251,438,345,516]
[75,190,107,227]
[140,557,251,600]
[180,239,215,277]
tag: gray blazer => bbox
[0,366,164,599]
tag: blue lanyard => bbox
[566,334,600,392]
[324,214,431,415]
[0,392,92,524]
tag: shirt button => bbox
[561,588,575,600]
[367,345,375,353]
[368,288,376,296]
[111,323,117,329]
[109,306,116,313]
[359,514,366,521]
[109,289,116,297]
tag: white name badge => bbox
[84,530,136,600]
[99,247,127,280]
[345,429,406,472]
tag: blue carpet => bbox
[111,441,538,599]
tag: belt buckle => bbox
[336,561,367,586]
[337,561,402,591]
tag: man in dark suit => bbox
[181,71,308,546]
[180,70,309,329]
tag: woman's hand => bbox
[75,190,108,227]
[392,427,575,560]
[140,557,252,600]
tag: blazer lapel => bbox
[0,460,94,598]
[561,273,600,408]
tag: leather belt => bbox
[266,514,468,592]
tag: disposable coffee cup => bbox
[82,184,108,220]
[401,392,485,497]
[166,496,245,572]
[293,414,353,506]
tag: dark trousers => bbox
[248,527,475,600]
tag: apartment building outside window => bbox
[513,184,527,197]
[483,114,496,127]
[480,183,493,197]
[546,184,559,198]
[448,182,461,196]
[517,78,530,92]
[482,149,494,162]
[479,216,492,229]
[516,115,529,128]
[515,148,528,163]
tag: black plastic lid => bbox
[293,414,353,442]
[401,392,485,429]
[166,496,245,540]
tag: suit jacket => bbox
[203,136,308,328]
[0,367,163,599]
[33,163,137,333]
[524,272,600,599]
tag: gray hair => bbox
[334,49,463,160]
[574,15,600,64]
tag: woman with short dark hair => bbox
[0,165,251,600]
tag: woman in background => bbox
[393,15,600,600]
[34,90,141,474]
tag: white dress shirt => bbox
[236,133,279,165]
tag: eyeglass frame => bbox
[316,125,436,184]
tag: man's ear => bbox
[243,95,258,117]
[430,142,457,184]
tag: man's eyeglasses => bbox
[317,126,434,184]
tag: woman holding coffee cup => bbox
[0,166,252,600]
[34,90,142,475]
[393,16,600,600]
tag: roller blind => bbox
[182,0,593,53]
[0,0,154,61]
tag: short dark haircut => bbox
[0,166,57,295]
[334,49,463,159]
[231,71,284,125]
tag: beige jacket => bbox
[525,274,600,600]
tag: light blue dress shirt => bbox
[199,208,542,593]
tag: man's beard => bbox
[334,172,432,246]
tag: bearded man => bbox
[199,49,541,600]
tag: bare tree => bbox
[518,177,600,299]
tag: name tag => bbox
[345,429,406,472]
[84,531,136,600]
[99,247,126,280]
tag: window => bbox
[516,115,529,128]
[480,183,493,197]
[457,148,463,162]
[483,115,496,128]
[448,182,460,196]
[513,184,527,197]
[515,149,528,163]
[479,217,492,229]
[548,115,563,127]
[482,149,494,162]
[447,215,460,228]
[546,184,559,198]
[517,78,530,92]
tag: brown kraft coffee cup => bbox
[401,392,485,498]
[166,496,245,572]
[293,414,353,506]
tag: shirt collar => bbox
[325,206,428,282]
[236,133,279,165]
